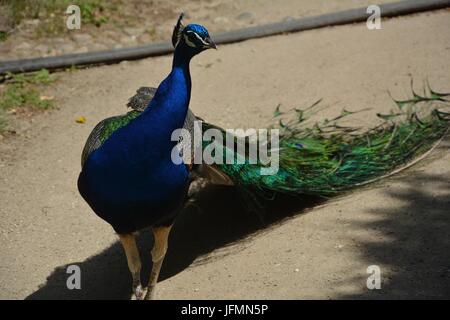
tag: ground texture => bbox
[0,7,449,299]
[0,0,394,60]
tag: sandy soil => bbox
[1,9,450,299]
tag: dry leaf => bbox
[75,116,86,124]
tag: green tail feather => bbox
[203,86,450,198]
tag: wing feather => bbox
[81,85,234,187]
[81,116,119,167]
[127,87,157,112]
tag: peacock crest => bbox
[171,13,185,47]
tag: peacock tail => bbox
[204,84,450,198]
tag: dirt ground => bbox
[0,0,394,59]
[1,7,450,299]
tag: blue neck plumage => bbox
[172,42,198,70]
[141,42,197,134]
[170,44,194,107]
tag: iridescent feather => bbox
[206,87,450,198]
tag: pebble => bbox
[283,16,295,22]
[75,46,89,53]
[22,19,40,27]
[88,43,108,51]
[51,37,66,45]
[236,12,255,21]
[72,33,92,44]
[123,27,145,37]
[59,42,76,53]
[120,36,137,45]
[15,42,32,51]
[34,44,49,54]
[213,17,230,25]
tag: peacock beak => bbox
[204,37,217,50]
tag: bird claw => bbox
[144,286,156,300]
[131,285,147,300]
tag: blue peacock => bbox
[78,14,450,300]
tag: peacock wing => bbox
[127,86,158,112]
[81,87,196,168]
[81,86,158,167]
[81,111,141,167]
[82,85,233,187]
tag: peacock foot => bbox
[131,285,147,300]
[144,285,156,300]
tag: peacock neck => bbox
[172,42,197,67]
[166,44,197,111]
[169,45,193,111]
[137,43,194,140]
[171,44,195,85]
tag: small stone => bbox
[75,46,89,53]
[213,17,230,24]
[120,36,137,45]
[60,43,76,53]
[23,19,40,27]
[294,268,300,272]
[52,37,66,45]
[283,16,295,22]
[123,27,144,37]
[15,42,32,51]
[155,25,170,37]
[119,60,130,69]
[35,44,49,54]
[236,12,255,21]
[49,48,60,56]
[0,43,11,54]
[88,43,107,51]
[72,33,92,44]
[137,33,153,44]
[0,15,13,33]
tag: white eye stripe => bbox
[183,34,196,48]
[186,30,209,46]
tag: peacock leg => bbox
[144,225,172,300]
[118,233,145,300]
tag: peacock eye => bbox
[184,32,198,48]
[189,33,198,42]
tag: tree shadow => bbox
[27,145,450,299]
[26,185,322,300]
[337,170,450,299]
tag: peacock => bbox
[78,14,450,300]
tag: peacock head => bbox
[172,13,216,54]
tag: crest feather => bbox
[172,13,185,47]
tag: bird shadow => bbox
[26,185,322,299]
